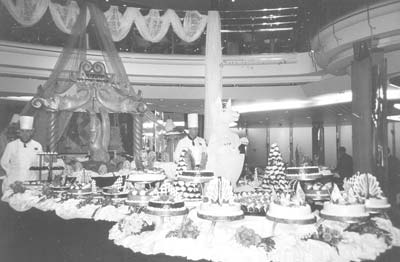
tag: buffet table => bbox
[1,187,400,262]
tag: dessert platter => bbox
[143,182,188,216]
[344,172,391,213]
[266,184,316,224]
[197,176,244,221]
[320,184,369,223]
[102,185,129,199]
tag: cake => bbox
[344,172,390,211]
[197,176,244,221]
[266,184,315,224]
[262,143,289,192]
[144,182,188,216]
[285,166,322,180]
[320,184,369,222]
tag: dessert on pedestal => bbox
[197,176,244,221]
[344,172,390,212]
[320,184,369,222]
[144,182,188,216]
[266,184,315,224]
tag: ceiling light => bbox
[394,103,400,110]
[388,115,400,121]
[0,96,33,101]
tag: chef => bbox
[1,116,43,191]
[173,113,207,166]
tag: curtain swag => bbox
[1,0,207,43]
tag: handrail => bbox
[318,0,399,34]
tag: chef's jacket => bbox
[1,139,42,190]
[173,136,207,163]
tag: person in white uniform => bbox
[173,113,207,166]
[1,116,43,191]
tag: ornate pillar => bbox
[48,111,57,152]
[312,122,325,165]
[204,11,223,141]
[132,113,143,157]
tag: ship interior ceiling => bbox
[0,0,400,128]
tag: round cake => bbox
[320,202,369,222]
[178,170,214,183]
[126,189,154,205]
[365,197,390,211]
[144,199,188,216]
[197,202,244,221]
[266,202,315,223]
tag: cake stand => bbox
[266,213,316,236]
[319,212,370,223]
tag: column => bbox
[289,123,294,166]
[351,40,388,191]
[312,122,325,165]
[204,11,223,141]
[132,113,143,157]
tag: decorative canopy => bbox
[30,1,148,162]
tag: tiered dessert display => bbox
[197,176,244,221]
[172,180,202,201]
[262,143,288,192]
[344,172,390,213]
[320,184,369,223]
[266,184,316,224]
[144,182,188,216]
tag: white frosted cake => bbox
[365,197,390,209]
[197,176,244,221]
[344,172,390,212]
[268,202,314,220]
[321,202,367,217]
[198,202,243,217]
[320,184,369,222]
[266,184,315,224]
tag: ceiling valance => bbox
[1,0,207,43]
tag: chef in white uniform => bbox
[1,116,43,191]
[173,113,207,165]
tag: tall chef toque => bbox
[19,116,34,130]
[187,113,198,128]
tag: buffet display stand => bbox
[2,186,400,262]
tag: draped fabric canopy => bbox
[1,0,207,43]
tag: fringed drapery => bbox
[1,0,207,43]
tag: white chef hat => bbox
[187,113,198,128]
[19,116,34,130]
[9,114,20,124]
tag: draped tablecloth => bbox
[2,188,400,262]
